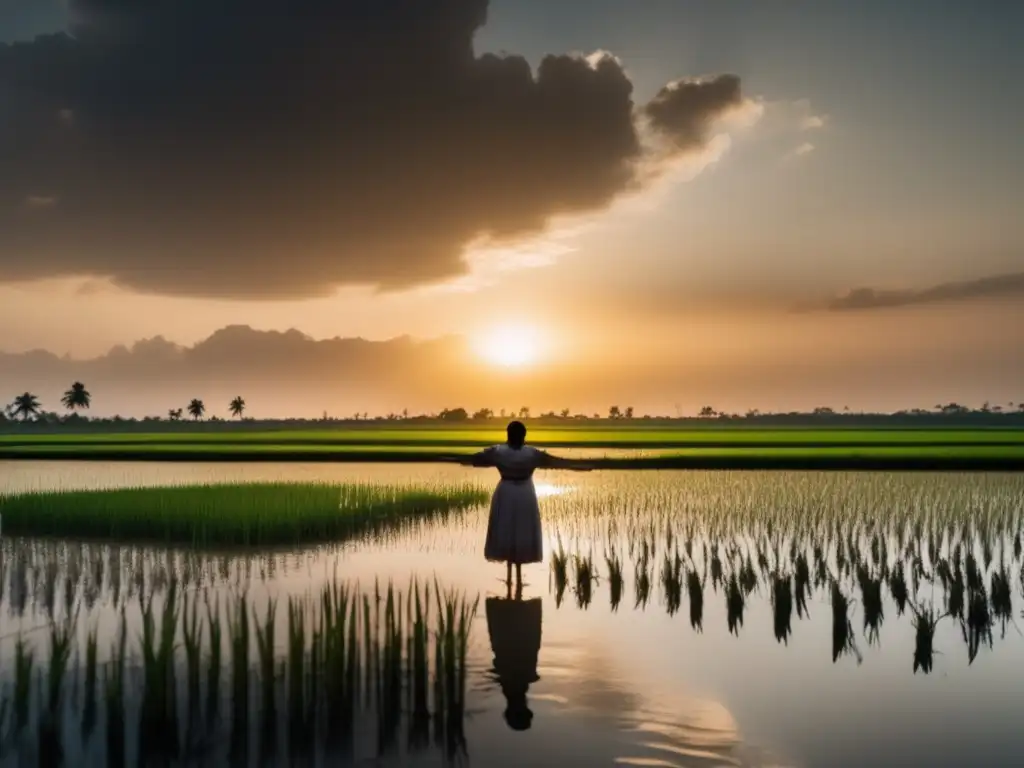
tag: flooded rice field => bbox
[2,462,1024,767]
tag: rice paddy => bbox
[2,426,1023,470]
[0,576,477,766]
[2,465,1024,766]
[0,482,488,546]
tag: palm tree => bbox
[61,381,91,412]
[187,399,205,421]
[229,396,246,419]
[12,392,42,421]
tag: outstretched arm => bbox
[538,450,594,472]
[439,446,497,467]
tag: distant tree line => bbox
[3,383,1023,431]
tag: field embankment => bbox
[0,427,1022,470]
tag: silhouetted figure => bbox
[486,587,542,732]
[452,421,591,589]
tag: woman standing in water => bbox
[454,421,592,588]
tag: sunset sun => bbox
[475,325,541,368]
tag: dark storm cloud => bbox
[826,272,1024,311]
[644,75,744,148]
[0,0,745,299]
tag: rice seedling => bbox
[991,565,1013,629]
[794,551,811,619]
[227,589,251,763]
[254,597,279,759]
[104,608,127,768]
[550,538,569,608]
[686,570,704,631]
[660,549,683,616]
[573,552,597,609]
[138,578,181,762]
[204,591,223,731]
[911,602,946,674]
[0,573,482,766]
[634,544,652,610]
[965,583,994,664]
[604,547,624,611]
[80,624,99,741]
[726,573,744,636]
[0,481,488,546]
[857,564,884,645]
[37,613,76,766]
[772,573,793,645]
[830,581,861,664]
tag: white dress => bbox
[480,444,546,564]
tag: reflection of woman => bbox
[486,590,543,731]
[451,420,592,588]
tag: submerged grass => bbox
[0,482,488,546]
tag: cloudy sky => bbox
[1,0,1022,417]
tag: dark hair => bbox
[506,420,527,449]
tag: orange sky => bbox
[1,1,1022,415]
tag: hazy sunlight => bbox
[474,324,541,368]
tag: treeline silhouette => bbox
[4,382,1023,431]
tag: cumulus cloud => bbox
[824,272,1024,311]
[0,0,749,299]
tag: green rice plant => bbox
[408,582,431,750]
[0,481,488,547]
[433,584,477,760]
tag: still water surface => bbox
[2,461,1024,767]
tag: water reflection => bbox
[486,587,542,732]
[4,468,1024,766]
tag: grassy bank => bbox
[0,482,488,545]
[0,443,1022,470]
[1,427,1022,470]
[3,426,1024,447]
